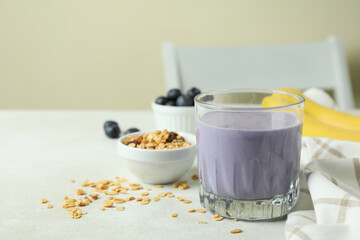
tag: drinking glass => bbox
[195,89,305,220]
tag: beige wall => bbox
[0,0,359,110]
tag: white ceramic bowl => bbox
[151,102,195,134]
[117,131,196,184]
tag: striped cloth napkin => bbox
[285,137,360,240]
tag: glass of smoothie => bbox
[195,89,305,220]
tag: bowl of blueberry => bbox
[152,87,201,134]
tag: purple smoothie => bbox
[196,111,302,200]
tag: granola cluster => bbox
[122,129,191,150]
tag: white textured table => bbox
[0,110,300,240]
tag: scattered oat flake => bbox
[173,180,186,188]
[154,185,163,188]
[114,198,125,204]
[62,202,76,209]
[196,209,206,213]
[197,221,207,224]
[233,219,238,222]
[67,207,86,219]
[102,200,113,208]
[178,184,190,190]
[89,194,99,200]
[192,174,199,180]
[140,201,149,205]
[124,197,134,202]
[81,180,89,187]
[65,207,77,212]
[214,216,224,221]
[70,180,75,183]
[183,200,192,204]
[230,229,243,234]
[173,180,190,190]
[140,192,149,196]
[76,199,86,206]
[171,213,178,218]
[136,198,143,202]
[76,189,85,195]
[167,194,175,198]
[99,207,105,211]
[158,193,166,198]
[176,197,184,201]
[116,206,125,211]
[128,182,140,186]
[66,198,76,203]
[145,187,151,191]
[187,209,196,213]
[152,197,160,202]
[103,180,111,185]
[40,198,48,204]
[46,204,53,209]
[84,198,91,204]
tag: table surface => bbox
[0,109,359,240]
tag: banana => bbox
[303,114,360,142]
[262,94,360,142]
[280,88,360,131]
[262,94,299,107]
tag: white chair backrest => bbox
[162,36,354,110]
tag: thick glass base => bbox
[199,178,299,221]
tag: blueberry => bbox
[155,96,168,105]
[202,95,214,102]
[176,94,194,106]
[165,100,176,106]
[123,128,140,136]
[104,121,121,138]
[167,88,181,100]
[187,87,201,99]
[166,132,178,142]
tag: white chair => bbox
[162,36,354,110]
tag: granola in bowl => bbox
[122,129,191,150]
[118,130,196,184]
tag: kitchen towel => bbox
[285,137,360,240]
